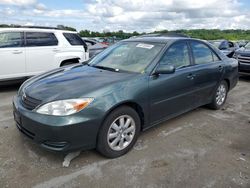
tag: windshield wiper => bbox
[91,65,120,72]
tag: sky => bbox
[0,0,250,32]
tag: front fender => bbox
[86,74,150,128]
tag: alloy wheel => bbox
[107,115,136,151]
[216,84,227,106]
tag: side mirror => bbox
[154,64,175,75]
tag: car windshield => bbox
[88,42,164,73]
[244,42,250,49]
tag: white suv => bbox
[0,27,89,82]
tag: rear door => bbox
[25,32,59,76]
[0,31,25,80]
[149,41,196,124]
[189,41,224,106]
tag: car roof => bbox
[0,27,77,33]
[123,36,204,44]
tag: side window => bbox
[0,32,22,48]
[159,42,190,69]
[63,33,84,46]
[26,32,58,47]
[191,41,214,64]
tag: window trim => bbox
[0,31,24,48]
[189,40,221,66]
[24,32,58,47]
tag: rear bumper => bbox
[13,96,102,152]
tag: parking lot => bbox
[0,77,249,188]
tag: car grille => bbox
[21,94,42,110]
[238,55,250,64]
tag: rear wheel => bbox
[209,80,228,110]
[97,106,141,158]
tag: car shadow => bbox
[0,83,21,92]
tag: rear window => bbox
[26,32,58,47]
[63,33,84,46]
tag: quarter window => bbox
[0,32,22,48]
[26,32,58,47]
[159,42,190,68]
[191,42,214,64]
[63,33,84,46]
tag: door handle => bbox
[53,48,60,52]
[187,73,195,80]
[218,65,223,72]
[12,50,22,54]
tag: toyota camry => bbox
[13,36,238,158]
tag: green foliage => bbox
[79,28,250,40]
[153,29,250,40]
[78,29,140,39]
[0,24,21,28]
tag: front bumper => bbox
[13,96,102,152]
[239,62,250,74]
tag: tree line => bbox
[1,24,250,40]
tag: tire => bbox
[97,106,141,158]
[208,80,228,110]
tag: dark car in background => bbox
[82,38,108,58]
[13,36,238,158]
[209,40,239,58]
[234,42,250,74]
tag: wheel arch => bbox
[100,101,145,132]
[60,58,80,67]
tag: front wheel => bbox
[97,106,141,158]
[208,81,228,110]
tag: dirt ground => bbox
[0,77,249,188]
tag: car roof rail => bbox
[11,26,64,30]
[138,33,190,38]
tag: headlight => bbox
[36,98,94,116]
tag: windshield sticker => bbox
[136,43,154,49]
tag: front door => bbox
[149,41,196,125]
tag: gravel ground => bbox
[0,77,249,188]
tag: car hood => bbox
[235,48,250,56]
[22,64,136,102]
